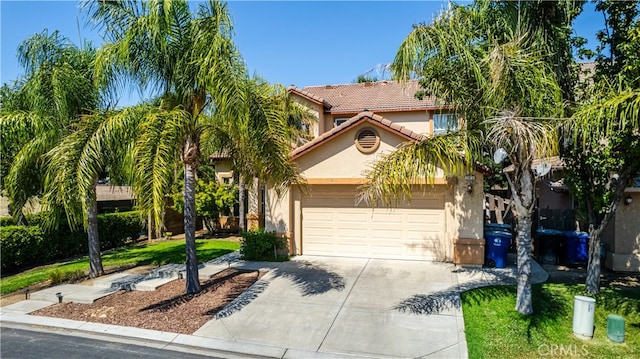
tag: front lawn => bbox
[0,239,240,295]
[462,283,640,358]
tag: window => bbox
[354,127,380,153]
[432,113,459,136]
[334,118,349,127]
[222,176,233,185]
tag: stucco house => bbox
[250,80,486,262]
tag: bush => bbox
[0,226,47,272]
[0,216,16,227]
[0,211,143,272]
[97,211,143,250]
[240,228,288,261]
[48,269,86,284]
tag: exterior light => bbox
[464,174,476,194]
[56,292,63,303]
[624,196,632,206]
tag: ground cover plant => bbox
[0,239,240,295]
[462,283,640,358]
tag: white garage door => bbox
[302,191,445,260]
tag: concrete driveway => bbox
[194,256,468,358]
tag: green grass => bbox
[0,239,240,295]
[462,283,640,359]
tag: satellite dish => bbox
[493,148,507,164]
[533,162,552,177]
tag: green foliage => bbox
[173,176,238,233]
[240,228,288,261]
[0,211,143,272]
[48,268,85,284]
[462,283,640,358]
[97,211,144,250]
[0,239,240,295]
[0,216,17,227]
[0,225,47,272]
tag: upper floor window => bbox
[334,118,349,127]
[432,113,459,136]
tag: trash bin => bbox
[485,230,512,268]
[536,229,563,264]
[564,231,590,265]
[484,223,512,234]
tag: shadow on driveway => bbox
[215,260,346,318]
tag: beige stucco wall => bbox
[291,96,324,137]
[324,110,430,136]
[606,190,640,272]
[297,122,444,179]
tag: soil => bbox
[32,269,263,334]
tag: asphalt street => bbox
[0,327,221,359]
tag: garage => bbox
[301,186,446,260]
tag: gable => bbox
[295,121,410,180]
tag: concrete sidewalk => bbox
[0,254,548,358]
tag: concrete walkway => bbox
[1,253,548,358]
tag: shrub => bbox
[0,226,48,272]
[97,211,144,250]
[48,269,86,284]
[0,216,16,227]
[0,211,143,272]
[240,228,288,261]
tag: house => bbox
[252,80,486,262]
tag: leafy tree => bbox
[360,0,579,315]
[562,0,640,295]
[172,165,238,233]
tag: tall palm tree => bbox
[0,30,112,277]
[84,0,299,294]
[359,1,566,315]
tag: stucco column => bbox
[247,178,264,230]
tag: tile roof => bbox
[289,80,440,114]
[290,111,426,160]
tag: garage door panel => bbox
[302,189,446,260]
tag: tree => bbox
[561,0,640,295]
[172,164,238,233]
[360,1,575,315]
[0,30,110,277]
[84,0,300,294]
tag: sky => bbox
[1,1,604,106]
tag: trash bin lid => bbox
[563,230,589,239]
[537,229,563,236]
[485,230,512,239]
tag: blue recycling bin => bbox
[485,230,512,268]
[484,223,512,234]
[564,231,589,264]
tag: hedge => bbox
[240,228,288,261]
[0,211,143,272]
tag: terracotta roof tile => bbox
[294,80,440,114]
[291,111,425,160]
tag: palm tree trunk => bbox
[183,138,201,294]
[515,207,533,315]
[585,223,602,294]
[87,186,104,278]
[238,176,246,231]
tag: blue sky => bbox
[1,1,603,105]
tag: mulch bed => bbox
[32,269,263,334]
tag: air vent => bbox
[355,128,380,153]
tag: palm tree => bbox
[359,1,567,315]
[0,30,111,277]
[84,0,299,294]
